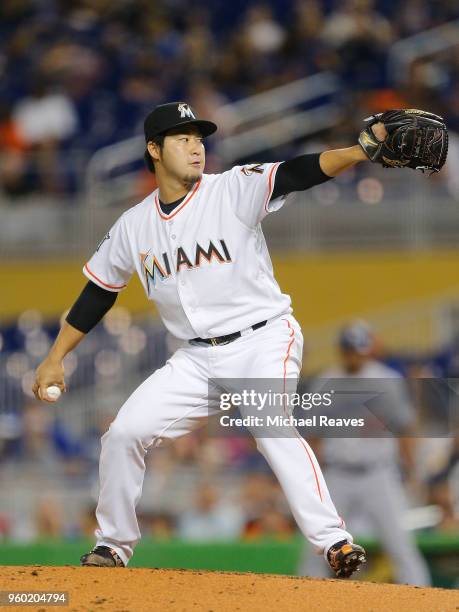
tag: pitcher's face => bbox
[149,126,205,184]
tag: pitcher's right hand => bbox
[32,357,66,402]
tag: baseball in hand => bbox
[46,385,62,401]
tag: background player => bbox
[299,320,431,585]
[32,101,423,577]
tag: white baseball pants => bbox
[94,314,352,565]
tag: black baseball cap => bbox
[144,101,217,142]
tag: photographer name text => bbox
[219,414,364,428]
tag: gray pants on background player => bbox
[300,463,431,586]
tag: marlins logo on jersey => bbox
[141,239,232,293]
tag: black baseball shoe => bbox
[80,546,125,567]
[327,540,366,579]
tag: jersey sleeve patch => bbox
[226,161,283,227]
[83,215,135,292]
[240,163,265,176]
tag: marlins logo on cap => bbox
[177,103,196,119]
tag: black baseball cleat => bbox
[327,540,366,579]
[80,546,125,567]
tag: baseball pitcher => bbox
[32,102,447,577]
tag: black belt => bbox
[192,320,267,346]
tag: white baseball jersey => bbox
[83,163,292,340]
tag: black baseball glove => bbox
[358,109,448,173]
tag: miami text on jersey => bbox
[141,239,232,292]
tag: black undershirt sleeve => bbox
[66,281,118,333]
[270,153,332,201]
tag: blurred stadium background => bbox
[1,0,458,587]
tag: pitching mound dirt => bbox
[0,566,457,611]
